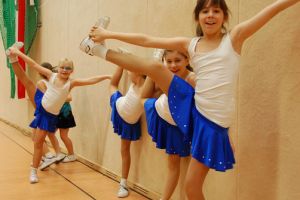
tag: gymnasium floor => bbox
[0,121,149,200]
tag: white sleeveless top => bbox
[155,72,194,126]
[116,84,143,124]
[41,73,71,115]
[155,94,176,125]
[188,33,240,128]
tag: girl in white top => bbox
[142,49,195,200]
[6,48,62,170]
[89,0,299,199]
[109,49,145,198]
[7,46,111,184]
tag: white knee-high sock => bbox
[91,44,108,59]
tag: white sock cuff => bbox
[92,44,108,59]
[8,56,18,64]
[120,178,127,187]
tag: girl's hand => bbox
[89,26,109,43]
[7,46,21,57]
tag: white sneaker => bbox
[5,41,24,56]
[117,185,129,198]
[79,37,97,55]
[79,16,110,56]
[62,154,76,163]
[29,168,38,184]
[152,48,164,61]
[45,152,55,159]
[55,153,66,163]
[39,157,56,171]
[94,16,110,29]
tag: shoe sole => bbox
[55,156,66,164]
[39,160,56,171]
[62,159,76,163]
[30,180,38,184]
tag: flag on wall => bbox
[0,0,39,98]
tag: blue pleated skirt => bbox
[168,75,235,171]
[33,88,44,116]
[110,91,141,141]
[144,98,190,157]
[29,89,58,133]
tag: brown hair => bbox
[162,50,193,72]
[193,0,230,36]
[40,62,53,79]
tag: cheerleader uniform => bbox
[168,33,238,171]
[144,76,193,157]
[30,74,71,133]
[110,84,143,141]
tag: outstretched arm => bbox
[110,66,123,94]
[8,47,52,79]
[90,27,190,53]
[231,0,299,53]
[71,74,111,88]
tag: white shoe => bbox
[45,152,55,159]
[55,153,66,163]
[29,168,38,184]
[152,48,164,61]
[79,37,97,55]
[94,16,110,29]
[62,154,76,163]
[117,185,129,198]
[5,41,24,56]
[79,16,110,56]
[39,157,56,171]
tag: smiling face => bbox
[194,0,229,36]
[199,5,225,35]
[57,58,74,79]
[163,50,189,78]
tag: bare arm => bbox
[186,73,196,88]
[90,27,190,53]
[36,80,47,93]
[231,0,299,53]
[140,77,157,98]
[110,66,123,94]
[71,75,111,88]
[8,47,52,79]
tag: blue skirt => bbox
[110,91,141,141]
[30,89,58,133]
[33,88,44,116]
[168,75,235,171]
[144,98,190,157]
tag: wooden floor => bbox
[0,121,149,200]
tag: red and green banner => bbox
[0,0,39,99]
[0,0,16,98]
[18,0,26,98]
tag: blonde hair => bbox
[58,58,74,69]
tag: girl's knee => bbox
[149,61,164,73]
[34,140,44,148]
[60,133,68,140]
[168,156,180,169]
